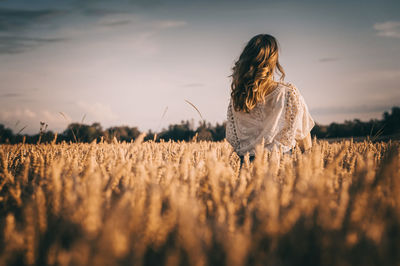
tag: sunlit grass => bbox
[0,138,399,265]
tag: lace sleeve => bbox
[226,100,240,151]
[294,93,315,140]
[274,85,301,148]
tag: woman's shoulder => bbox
[277,81,299,93]
[275,81,305,107]
[262,81,297,101]
[276,81,303,101]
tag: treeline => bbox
[1,106,399,144]
[0,120,226,144]
[312,106,400,140]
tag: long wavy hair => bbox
[231,34,285,112]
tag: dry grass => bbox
[0,138,399,266]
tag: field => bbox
[0,137,399,266]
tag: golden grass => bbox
[0,138,399,266]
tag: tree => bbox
[159,121,195,141]
[63,123,103,143]
[0,124,13,143]
[105,126,141,142]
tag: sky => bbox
[0,0,399,134]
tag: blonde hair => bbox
[231,34,285,112]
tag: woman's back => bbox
[226,34,315,157]
[226,81,315,156]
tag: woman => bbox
[226,34,315,163]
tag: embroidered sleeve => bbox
[294,94,315,140]
[274,85,301,147]
[226,100,240,151]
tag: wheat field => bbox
[0,137,399,266]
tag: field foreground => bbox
[0,138,400,266]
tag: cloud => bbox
[97,15,186,29]
[138,19,187,55]
[0,8,65,32]
[100,19,132,27]
[124,18,187,56]
[96,13,137,27]
[310,104,392,116]
[0,36,66,54]
[0,3,187,55]
[318,57,339,63]
[0,92,22,97]
[351,69,400,84]
[0,107,75,133]
[373,21,400,39]
[79,8,126,17]
[0,7,69,54]
[77,101,118,121]
[0,108,37,132]
[182,83,205,88]
[154,20,186,29]
[73,0,164,13]
[0,108,36,120]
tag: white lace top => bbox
[226,82,315,156]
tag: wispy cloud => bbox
[0,108,72,123]
[0,8,65,32]
[0,7,68,54]
[0,107,76,133]
[310,104,392,116]
[100,19,132,27]
[351,69,400,84]
[318,57,339,63]
[77,101,118,121]
[373,21,400,39]
[154,20,186,29]
[0,92,22,97]
[126,19,187,56]
[0,0,188,55]
[0,108,36,129]
[79,8,126,17]
[182,83,205,88]
[73,0,164,13]
[96,13,138,28]
[0,36,65,54]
